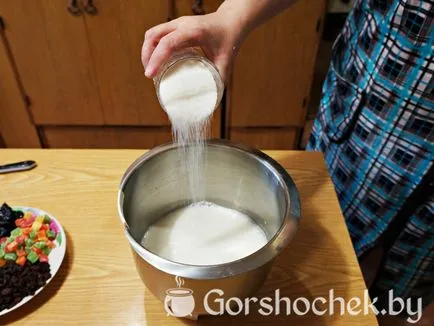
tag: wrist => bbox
[215,5,251,46]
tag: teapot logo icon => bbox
[164,276,195,317]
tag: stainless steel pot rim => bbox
[117,139,301,280]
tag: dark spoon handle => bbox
[0,160,37,174]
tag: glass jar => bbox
[153,48,224,115]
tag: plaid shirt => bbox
[307,0,433,310]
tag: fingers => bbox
[141,20,178,71]
[145,28,203,78]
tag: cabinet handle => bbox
[83,0,98,15]
[67,0,82,16]
[192,0,205,15]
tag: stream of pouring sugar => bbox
[158,59,217,201]
[170,118,209,201]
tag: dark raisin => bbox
[0,261,52,312]
[0,203,21,237]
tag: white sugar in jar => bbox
[153,49,224,124]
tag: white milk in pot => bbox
[142,201,268,265]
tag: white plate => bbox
[0,206,67,316]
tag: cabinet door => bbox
[0,29,40,147]
[173,0,223,16]
[83,0,170,126]
[0,132,4,148]
[229,0,326,128]
[40,126,172,149]
[230,128,299,150]
[0,1,104,125]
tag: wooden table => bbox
[0,150,378,325]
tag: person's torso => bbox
[319,0,433,187]
[311,0,433,251]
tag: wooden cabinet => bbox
[40,127,173,149]
[1,0,168,126]
[81,0,170,126]
[0,0,325,150]
[229,128,299,150]
[227,0,326,149]
[1,1,103,125]
[173,0,222,16]
[0,28,40,147]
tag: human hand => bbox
[141,12,242,82]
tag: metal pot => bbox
[117,140,301,319]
